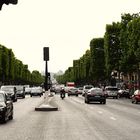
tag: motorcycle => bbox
[60,93,65,99]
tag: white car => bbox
[30,87,43,97]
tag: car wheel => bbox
[9,112,13,120]
[2,114,7,123]
[103,100,106,104]
[30,94,32,97]
[14,98,17,102]
[134,99,138,104]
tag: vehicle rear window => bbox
[106,88,118,91]
[85,86,93,89]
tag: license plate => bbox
[95,95,100,97]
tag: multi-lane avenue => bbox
[0,93,140,140]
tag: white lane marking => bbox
[98,111,103,114]
[110,116,117,120]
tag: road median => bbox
[35,91,58,111]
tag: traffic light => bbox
[0,0,18,10]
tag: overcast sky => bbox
[0,0,140,73]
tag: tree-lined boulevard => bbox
[0,93,140,140]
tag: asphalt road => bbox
[0,93,140,140]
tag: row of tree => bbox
[0,44,44,86]
[56,13,140,86]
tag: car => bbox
[30,87,42,97]
[104,86,119,99]
[1,85,17,102]
[77,87,83,94]
[54,86,62,94]
[0,91,13,123]
[131,89,140,104]
[84,87,106,104]
[25,87,31,95]
[67,87,78,96]
[118,89,130,98]
[82,85,94,96]
[15,85,25,98]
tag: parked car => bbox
[84,87,106,104]
[67,87,78,96]
[0,91,13,123]
[132,89,140,104]
[1,85,17,102]
[104,86,119,99]
[30,87,42,97]
[82,85,94,96]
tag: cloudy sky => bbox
[0,0,140,73]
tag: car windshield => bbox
[0,93,4,102]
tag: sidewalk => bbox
[35,91,58,111]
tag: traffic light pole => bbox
[43,47,49,91]
[45,60,48,91]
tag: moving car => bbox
[104,86,119,99]
[67,87,78,96]
[0,91,13,123]
[118,89,130,98]
[84,87,106,104]
[82,85,94,96]
[1,85,17,102]
[132,89,140,104]
[15,85,25,98]
[77,87,83,94]
[25,87,31,95]
[30,87,43,97]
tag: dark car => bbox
[0,91,13,123]
[15,85,25,98]
[1,85,17,102]
[132,89,140,104]
[85,87,106,104]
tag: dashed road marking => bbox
[110,116,117,120]
[98,111,103,114]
